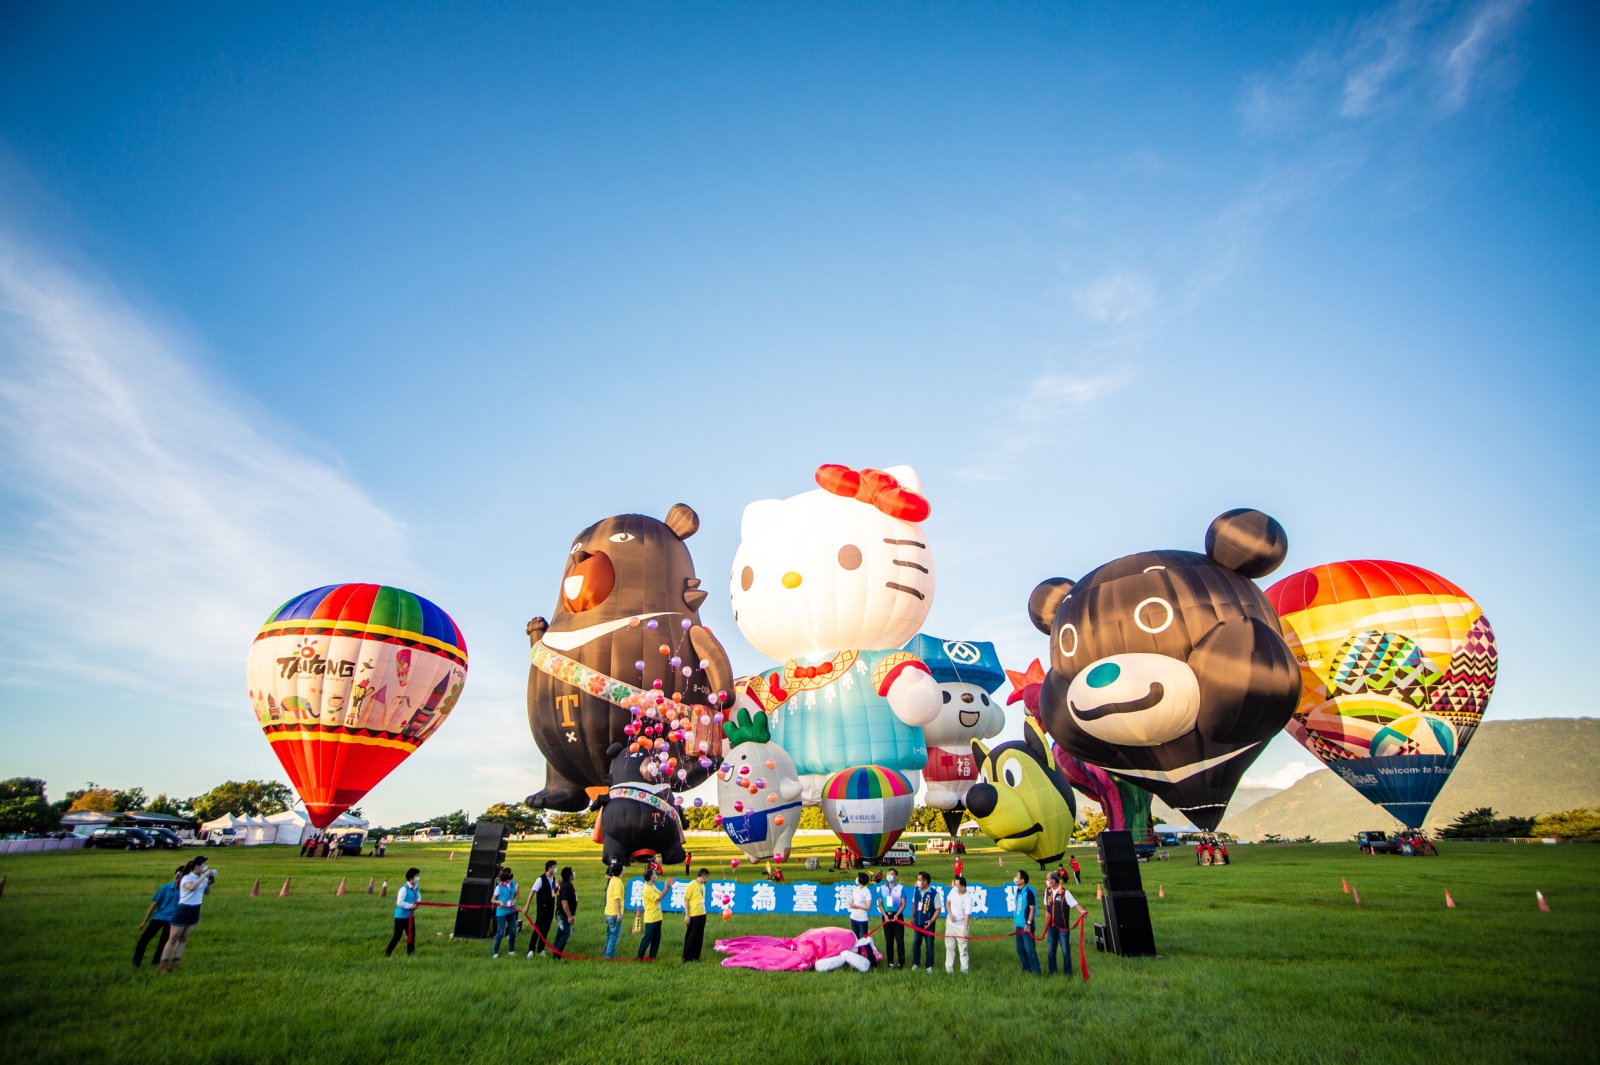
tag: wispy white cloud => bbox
[954,368,1129,481]
[1242,760,1326,791]
[1240,0,1531,132]
[1439,0,1531,113]
[1073,270,1155,324]
[0,231,413,699]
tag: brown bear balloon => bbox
[526,504,734,812]
[1027,509,1301,831]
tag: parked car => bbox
[204,828,243,847]
[86,828,155,850]
[141,827,185,849]
[411,828,444,842]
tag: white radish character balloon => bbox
[731,464,942,801]
[716,707,803,861]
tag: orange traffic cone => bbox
[1445,889,1456,909]
[366,877,375,895]
[1158,884,1165,899]
[279,877,291,897]
[380,880,389,897]
[998,856,1004,867]
[1352,887,1361,905]
[1537,890,1551,912]
[1096,883,1103,900]
[1342,877,1350,894]
[336,877,347,896]
[448,851,455,861]
[249,877,261,897]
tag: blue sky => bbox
[1,1,1594,824]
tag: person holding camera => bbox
[158,856,216,972]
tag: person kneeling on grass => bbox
[491,867,519,958]
[387,868,421,957]
[551,867,577,959]
[159,856,216,973]
[636,867,676,961]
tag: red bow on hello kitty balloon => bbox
[814,464,931,523]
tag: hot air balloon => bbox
[1027,509,1302,831]
[1265,560,1497,829]
[247,584,467,826]
[731,464,941,803]
[821,765,914,862]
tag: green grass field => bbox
[1,835,1594,1065]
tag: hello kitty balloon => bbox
[730,464,942,800]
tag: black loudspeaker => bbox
[1101,891,1157,957]
[466,821,509,878]
[453,877,495,938]
[1095,830,1157,957]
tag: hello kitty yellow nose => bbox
[781,571,803,589]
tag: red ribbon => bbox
[815,464,931,523]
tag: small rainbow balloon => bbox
[821,765,914,861]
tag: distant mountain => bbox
[1221,718,1600,841]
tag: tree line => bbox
[0,777,302,834]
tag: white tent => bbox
[200,813,247,841]
[263,809,369,846]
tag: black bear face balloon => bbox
[1028,509,1300,831]
[525,504,733,813]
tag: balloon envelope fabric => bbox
[246,584,468,826]
[1265,560,1496,829]
[821,765,914,860]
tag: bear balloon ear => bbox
[606,743,624,760]
[1206,508,1288,578]
[1028,578,1075,635]
[665,504,700,540]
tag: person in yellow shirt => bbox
[681,868,711,961]
[635,866,676,961]
[602,862,625,959]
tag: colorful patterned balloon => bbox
[821,765,914,861]
[1265,561,1496,829]
[246,584,467,826]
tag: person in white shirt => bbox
[848,871,873,940]
[158,856,216,972]
[944,875,972,974]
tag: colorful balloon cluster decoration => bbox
[247,583,466,827]
[821,765,914,861]
[524,506,733,812]
[1266,560,1497,829]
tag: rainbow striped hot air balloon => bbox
[246,584,467,826]
[1265,561,1496,829]
[821,765,914,861]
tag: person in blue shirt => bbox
[386,868,421,957]
[133,866,183,968]
[491,867,519,958]
[910,871,941,972]
[1012,870,1040,974]
[876,870,907,969]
